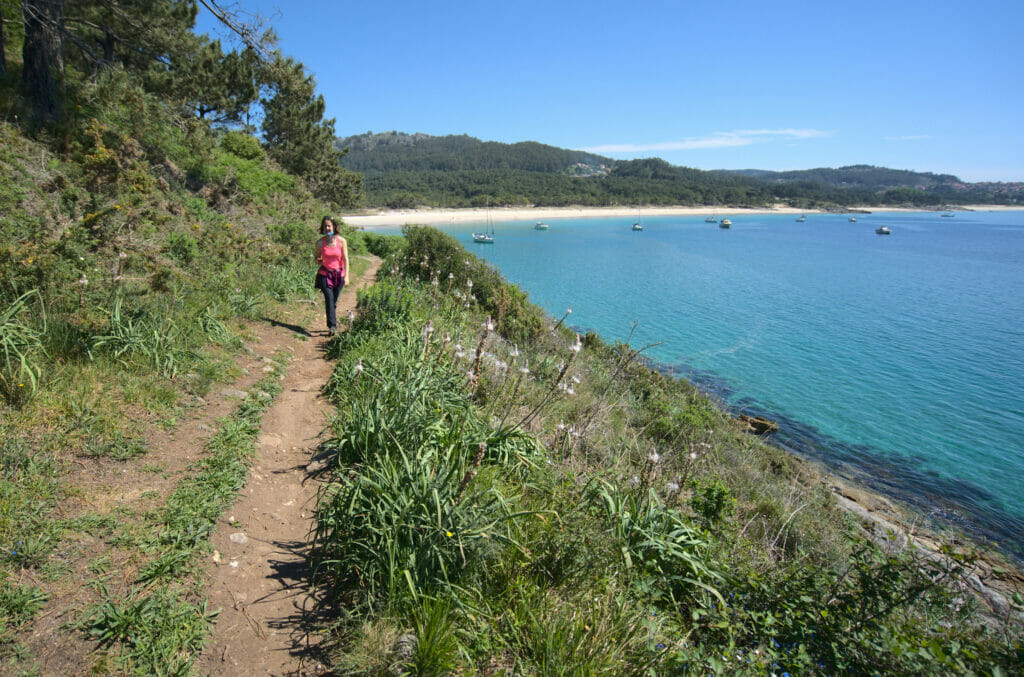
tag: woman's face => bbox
[324,220,334,235]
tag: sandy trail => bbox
[197,259,380,676]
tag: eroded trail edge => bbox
[197,259,380,676]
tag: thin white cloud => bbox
[583,128,831,154]
[884,134,930,141]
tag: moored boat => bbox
[849,216,857,222]
[719,218,732,228]
[875,225,892,235]
[796,214,807,222]
[534,221,549,230]
[473,201,495,243]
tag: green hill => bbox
[727,164,964,190]
[337,131,612,174]
[338,133,1024,209]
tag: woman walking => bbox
[314,216,350,335]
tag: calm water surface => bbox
[420,211,1024,558]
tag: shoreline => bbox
[341,204,1022,229]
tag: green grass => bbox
[82,361,286,674]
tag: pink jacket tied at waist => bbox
[318,267,345,289]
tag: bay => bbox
[426,210,1024,560]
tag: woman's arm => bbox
[314,238,323,264]
[342,238,351,283]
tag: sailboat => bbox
[632,206,643,231]
[796,214,807,222]
[705,205,718,223]
[473,201,495,243]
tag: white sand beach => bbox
[340,205,802,229]
[341,204,1018,229]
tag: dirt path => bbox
[196,259,380,677]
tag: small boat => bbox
[632,206,643,230]
[534,221,549,230]
[705,206,718,223]
[875,226,892,235]
[941,212,955,217]
[849,216,857,222]
[473,201,495,243]
[796,214,807,222]
[719,218,732,228]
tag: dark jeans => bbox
[320,280,344,330]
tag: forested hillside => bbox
[339,132,1024,209]
[337,131,611,174]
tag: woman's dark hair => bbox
[320,216,335,235]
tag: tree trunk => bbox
[1,13,8,77]
[21,0,64,122]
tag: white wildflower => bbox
[79,274,88,286]
[689,452,697,460]
[556,422,566,431]
[667,482,680,492]
[466,278,473,289]
[354,359,364,374]
[118,251,127,259]
[570,334,582,353]
[648,451,661,464]
[572,374,581,384]
[509,344,520,358]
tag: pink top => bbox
[317,237,345,271]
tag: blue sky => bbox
[196,0,1024,182]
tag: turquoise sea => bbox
[426,210,1024,560]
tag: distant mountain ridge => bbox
[725,165,964,191]
[335,132,1023,208]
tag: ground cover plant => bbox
[313,227,1023,674]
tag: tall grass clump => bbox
[0,291,45,405]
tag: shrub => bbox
[219,131,264,161]
[164,232,198,265]
[689,478,734,528]
[267,221,309,250]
